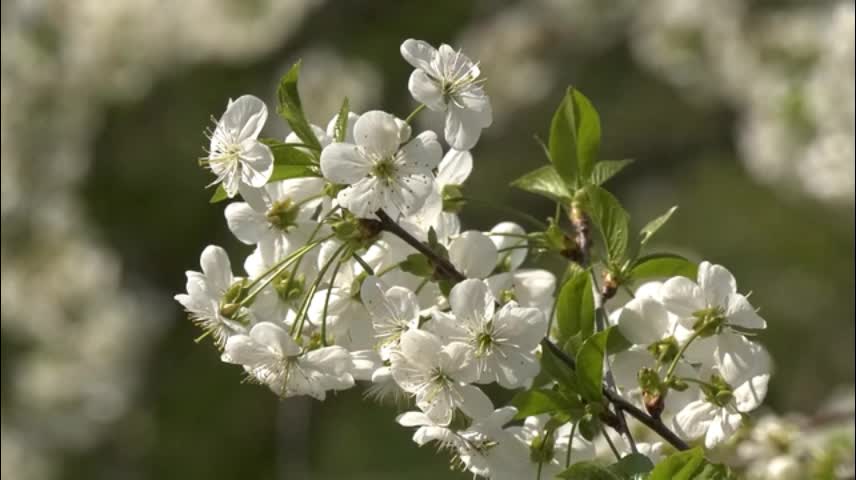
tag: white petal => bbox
[494,303,546,348]
[353,110,402,157]
[457,384,494,420]
[698,261,737,308]
[673,400,715,440]
[337,178,382,218]
[222,334,272,366]
[611,350,652,392]
[705,411,741,448]
[449,279,496,325]
[617,296,673,346]
[397,411,433,427]
[436,148,473,187]
[726,294,766,329]
[659,276,705,323]
[408,70,445,111]
[222,95,268,140]
[400,39,438,74]
[398,131,442,172]
[444,104,485,151]
[489,222,527,270]
[449,230,498,279]
[399,329,444,367]
[441,341,476,382]
[249,322,300,357]
[224,202,268,245]
[239,141,274,188]
[320,143,371,184]
[200,245,232,294]
[510,269,556,309]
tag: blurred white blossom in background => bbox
[457,0,855,205]
[0,1,322,478]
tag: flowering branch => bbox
[378,204,689,452]
[540,339,690,451]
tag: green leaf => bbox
[574,328,611,402]
[334,97,349,142]
[209,185,228,203]
[511,388,573,419]
[555,270,595,344]
[399,254,433,277]
[591,159,634,186]
[630,254,697,283]
[540,343,576,389]
[510,165,573,203]
[549,87,601,185]
[640,206,678,246]
[648,448,735,480]
[606,328,632,356]
[581,185,630,263]
[609,453,655,478]
[558,461,622,480]
[276,61,322,152]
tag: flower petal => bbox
[436,148,473,187]
[250,322,300,357]
[239,141,274,187]
[400,39,438,74]
[398,131,442,173]
[353,110,401,157]
[449,230,498,279]
[320,142,371,184]
[408,70,445,111]
[225,202,268,245]
[698,261,737,308]
[726,294,766,329]
[444,104,486,151]
[449,278,496,326]
[200,245,232,294]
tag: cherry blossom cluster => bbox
[177,38,774,477]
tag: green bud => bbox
[265,198,300,231]
[647,336,680,364]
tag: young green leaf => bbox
[609,453,655,478]
[549,87,601,186]
[574,328,611,402]
[276,61,322,152]
[511,388,578,419]
[590,158,634,186]
[555,269,595,343]
[580,185,630,264]
[540,343,577,388]
[640,206,678,246]
[648,447,735,480]
[630,253,697,283]
[209,184,228,203]
[572,88,601,181]
[335,97,350,143]
[510,165,573,203]
[557,461,622,480]
[265,143,320,182]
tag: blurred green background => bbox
[2,0,853,479]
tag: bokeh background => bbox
[2,0,854,479]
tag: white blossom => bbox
[320,110,441,218]
[390,329,492,425]
[401,39,493,150]
[222,321,354,399]
[673,333,771,448]
[660,261,767,331]
[174,245,248,347]
[433,279,545,388]
[206,95,274,197]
